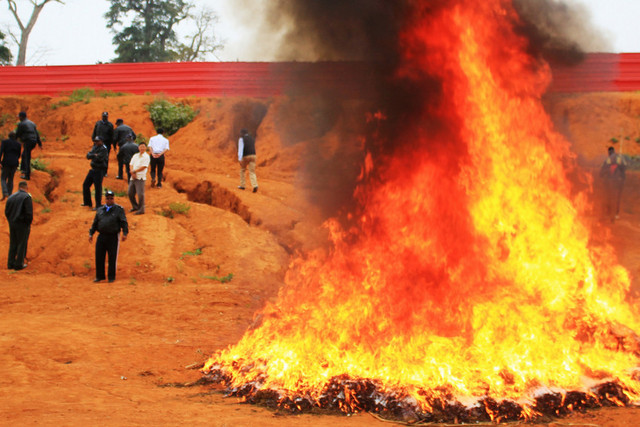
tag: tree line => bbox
[1,0,222,66]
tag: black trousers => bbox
[95,233,120,281]
[1,165,17,196]
[20,141,36,178]
[83,169,105,207]
[7,222,30,269]
[150,155,165,184]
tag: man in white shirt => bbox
[128,142,150,215]
[238,128,258,193]
[148,128,170,188]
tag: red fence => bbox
[0,55,639,97]
[0,61,374,98]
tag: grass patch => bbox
[51,87,129,109]
[0,112,14,127]
[31,157,52,174]
[181,248,202,259]
[146,98,197,136]
[158,202,190,218]
[41,206,51,213]
[200,273,234,283]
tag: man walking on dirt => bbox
[0,131,22,200]
[83,136,109,210]
[89,190,128,283]
[5,181,33,270]
[148,128,169,188]
[113,118,135,179]
[119,134,139,182]
[600,146,627,221]
[91,112,114,177]
[238,128,258,193]
[128,141,150,215]
[15,111,42,181]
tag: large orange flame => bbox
[204,0,640,415]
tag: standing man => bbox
[600,146,627,221]
[0,131,22,200]
[83,136,109,210]
[238,128,258,193]
[113,118,135,179]
[119,135,140,182]
[91,112,114,177]
[89,190,128,283]
[148,128,169,188]
[5,181,33,270]
[128,141,150,215]
[15,111,42,180]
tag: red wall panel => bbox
[0,61,374,98]
[0,55,638,97]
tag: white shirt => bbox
[130,152,150,180]
[149,134,170,155]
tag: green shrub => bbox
[31,157,52,174]
[136,133,149,145]
[201,273,234,283]
[146,99,197,136]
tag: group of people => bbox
[3,110,260,282]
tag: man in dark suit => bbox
[91,112,114,177]
[113,118,136,179]
[5,180,33,270]
[15,111,42,180]
[82,136,109,210]
[0,131,22,200]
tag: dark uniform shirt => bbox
[119,141,139,165]
[87,144,109,171]
[92,120,114,148]
[114,124,136,148]
[89,204,128,236]
[5,189,33,225]
[0,137,22,167]
[16,119,42,146]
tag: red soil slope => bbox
[0,93,638,426]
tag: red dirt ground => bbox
[0,92,639,426]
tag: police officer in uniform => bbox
[89,190,128,283]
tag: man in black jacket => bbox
[0,131,22,199]
[114,119,136,179]
[5,181,33,270]
[15,111,42,180]
[91,112,114,176]
[83,136,109,210]
[119,135,139,182]
[89,190,128,283]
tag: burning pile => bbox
[203,0,640,422]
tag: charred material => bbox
[201,369,636,423]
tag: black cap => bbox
[94,136,102,141]
[102,111,109,117]
[105,190,114,197]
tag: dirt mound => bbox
[0,92,639,426]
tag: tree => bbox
[6,0,64,66]
[105,0,192,63]
[0,30,12,65]
[176,7,223,62]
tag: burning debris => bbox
[202,0,640,423]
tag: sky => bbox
[1,0,640,66]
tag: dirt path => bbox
[1,94,639,426]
